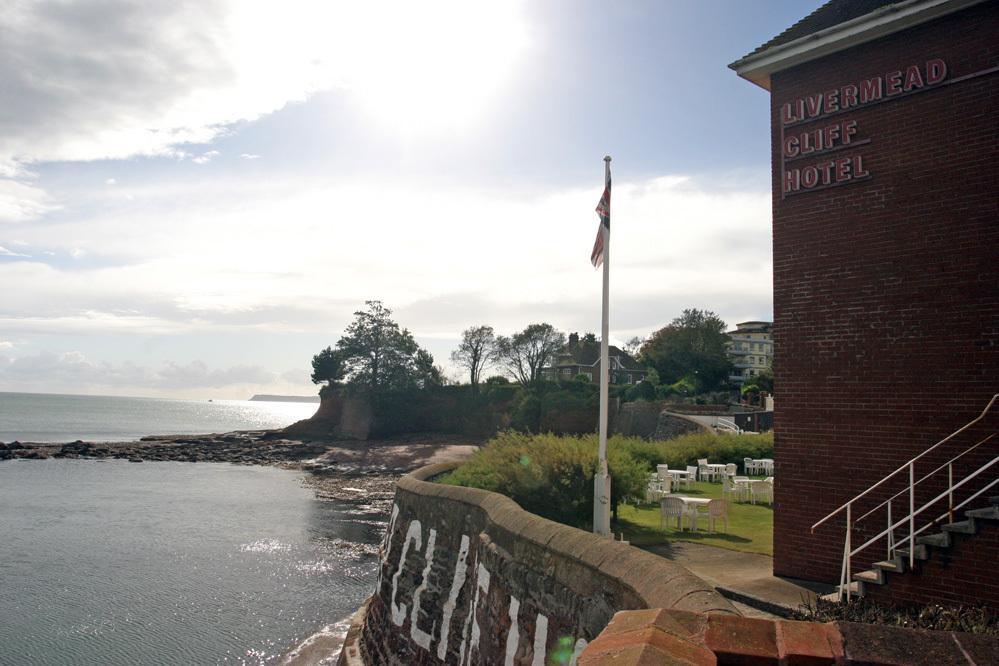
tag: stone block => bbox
[705,614,779,665]
[835,621,974,666]
[775,620,839,666]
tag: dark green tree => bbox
[310,346,345,387]
[415,348,446,388]
[335,300,422,392]
[496,323,566,385]
[639,309,733,391]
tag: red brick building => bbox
[730,0,998,605]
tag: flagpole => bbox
[594,155,612,537]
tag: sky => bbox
[0,0,825,399]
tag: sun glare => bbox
[333,1,529,135]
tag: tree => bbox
[639,309,733,391]
[496,323,566,385]
[310,346,345,387]
[741,367,774,398]
[450,325,498,391]
[335,301,421,392]
[415,348,446,388]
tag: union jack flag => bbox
[590,166,611,267]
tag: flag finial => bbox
[604,155,612,162]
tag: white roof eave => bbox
[729,0,987,91]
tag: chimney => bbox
[568,332,579,347]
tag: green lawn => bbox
[613,481,774,555]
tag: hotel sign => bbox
[780,59,947,196]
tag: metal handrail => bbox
[812,393,999,532]
[848,456,999,557]
[854,433,996,524]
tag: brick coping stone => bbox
[579,607,998,665]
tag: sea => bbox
[0,391,320,443]
[0,392,386,665]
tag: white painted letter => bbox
[390,520,422,627]
[437,534,471,661]
[532,614,548,666]
[504,595,520,666]
[409,528,437,649]
[377,504,400,588]
[460,561,490,666]
[570,638,588,665]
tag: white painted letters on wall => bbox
[409,528,438,649]
[390,520,422,627]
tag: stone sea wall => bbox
[352,463,735,665]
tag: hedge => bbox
[438,429,774,529]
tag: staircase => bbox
[813,395,999,604]
[844,495,999,600]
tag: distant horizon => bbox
[0,388,320,402]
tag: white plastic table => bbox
[667,495,711,530]
[706,463,728,481]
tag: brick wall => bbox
[767,2,999,587]
[354,463,735,665]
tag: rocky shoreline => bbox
[0,430,480,511]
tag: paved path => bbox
[639,541,833,618]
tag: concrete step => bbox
[966,506,999,520]
[916,532,951,548]
[896,544,930,561]
[820,581,861,602]
[873,558,906,573]
[942,519,977,535]
[853,569,884,585]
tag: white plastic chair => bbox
[697,458,714,482]
[660,496,686,530]
[725,463,737,477]
[750,480,773,505]
[685,465,699,486]
[707,499,728,533]
[722,475,743,502]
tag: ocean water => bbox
[0,460,385,665]
[0,392,319,443]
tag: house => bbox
[542,333,647,385]
[725,321,773,382]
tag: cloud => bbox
[0,245,30,258]
[0,172,772,344]
[106,178,117,185]
[0,340,12,350]
[191,150,220,165]
[0,1,529,171]
[0,350,279,392]
[0,179,56,223]
[240,153,261,160]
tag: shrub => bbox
[439,431,648,528]
[624,380,656,402]
[793,597,998,635]
[617,430,774,471]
